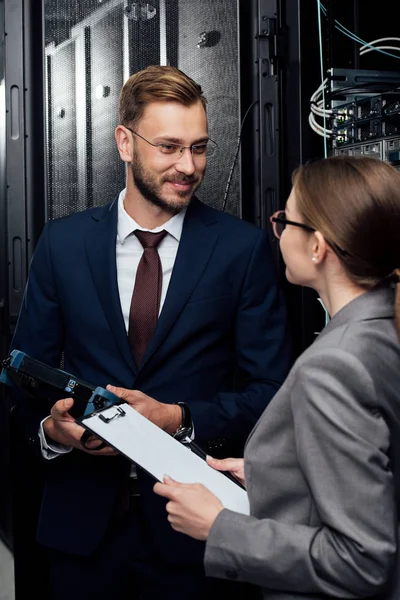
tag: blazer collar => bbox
[317,285,395,342]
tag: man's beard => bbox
[131,150,203,214]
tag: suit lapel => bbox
[84,198,136,376]
[139,199,219,370]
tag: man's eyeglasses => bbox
[270,210,349,257]
[270,210,315,240]
[125,127,217,160]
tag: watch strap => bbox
[172,402,193,440]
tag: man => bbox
[10,65,291,600]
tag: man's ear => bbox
[115,125,133,163]
[311,231,329,264]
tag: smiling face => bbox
[126,100,208,214]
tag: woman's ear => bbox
[311,231,329,264]
[115,125,133,163]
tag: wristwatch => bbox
[172,402,193,441]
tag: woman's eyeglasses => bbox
[270,210,315,240]
[270,210,350,257]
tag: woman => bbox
[154,155,400,600]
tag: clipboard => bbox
[78,404,250,515]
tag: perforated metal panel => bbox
[173,0,240,215]
[45,0,241,220]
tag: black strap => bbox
[80,428,108,451]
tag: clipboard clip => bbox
[98,405,126,423]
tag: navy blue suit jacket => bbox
[10,196,291,562]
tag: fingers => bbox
[106,385,145,403]
[153,476,186,499]
[153,476,180,497]
[106,384,128,399]
[206,456,240,471]
[163,475,176,484]
[166,505,182,532]
[153,481,175,499]
[153,478,205,500]
[79,430,118,455]
[50,398,75,421]
[81,435,104,450]
[86,446,119,456]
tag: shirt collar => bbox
[117,189,186,244]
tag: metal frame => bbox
[329,67,400,107]
[0,0,7,348]
[238,0,325,356]
[256,0,283,233]
[5,0,28,326]
[237,0,284,255]
[2,2,46,554]
[4,0,46,329]
[0,0,13,553]
[275,0,326,356]
[1,0,46,555]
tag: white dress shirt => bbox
[39,189,186,459]
[116,189,186,328]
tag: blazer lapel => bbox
[139,199,219,370]
[316,286,395,343]
[84,198,136,376]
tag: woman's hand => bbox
[207,456,245,487]
[153,476,224,541]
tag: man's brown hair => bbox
[118,65,207,129]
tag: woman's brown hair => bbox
[118,65,207,129]
[292,155,400,336]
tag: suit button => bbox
[226,569,238,580]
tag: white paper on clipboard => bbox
[80,404,250,515]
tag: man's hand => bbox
[207,456,246,487]
[153,476,224,541]
[106,385,181,434]
[43,398,118,455]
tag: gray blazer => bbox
[205,286,400,600]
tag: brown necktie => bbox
[128,230,167,368]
